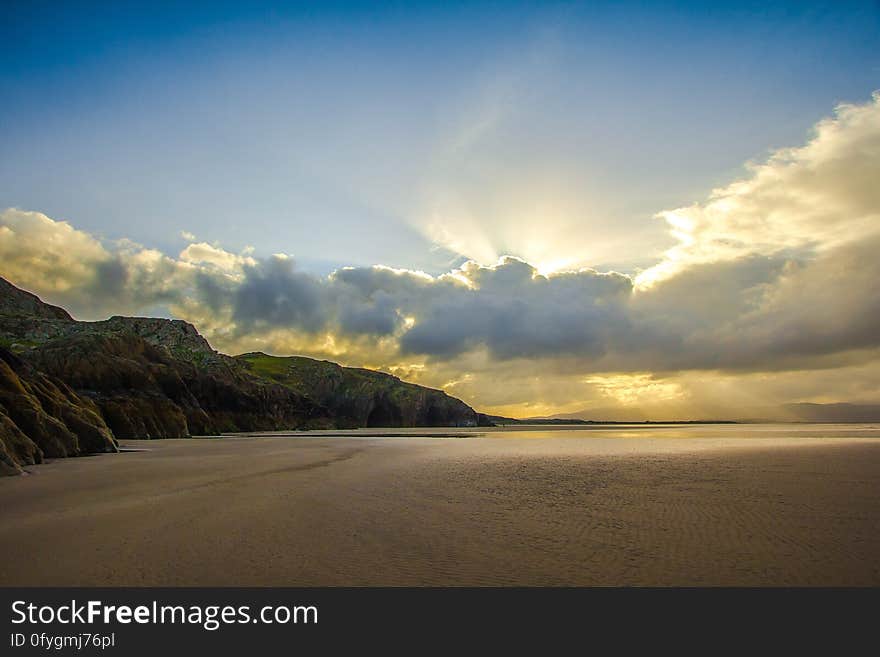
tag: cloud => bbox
[399,258,632,359]
[619,93,880,371]
[179,241,255,274]
[1,93,880,414]
[0,209,189,317]
[0,210,111,293]
[638,91,880,287]
[232,255,326,333]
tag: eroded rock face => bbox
[236,354,488,429]
[26,332,328,439]
[0,347,117,473]
[0,412,38,475]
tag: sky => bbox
[1,1,880,419]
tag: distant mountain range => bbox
[539,403,880,424]
[482,415,736,426]
[778,403,880,423]
[0,277,489,475]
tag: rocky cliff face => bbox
[21,329,330,440]
[237,353,487,428]
[0,276,489,474]
[0,347,117,475]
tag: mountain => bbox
[543,407,656,422]
[543,403,880,424]
[0,276,487,474]
[780,403,880,423]
[238,352,483,429]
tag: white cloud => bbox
[0,209,111,293]
[179,241,256,275]
[638,91,880,287]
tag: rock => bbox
[0,347,117,472]
[0,277,72,320]
[26,332,327,439]
[236,353,487,428]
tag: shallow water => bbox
[236,422,880,441]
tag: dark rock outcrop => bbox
[25,331,328,440]
[237,353,490,428]
[0,347,117,474]
[0,277,72,320]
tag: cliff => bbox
[24,331,328,440]
[0,276,489,473]
[237,352,486,428]
[0,346,116,475]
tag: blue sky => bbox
[2,1,878,275]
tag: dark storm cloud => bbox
[232,256,325,332]
[194,270,233,312]
[336,290,402,336]
[399,259,633,359]
[92,258,130,301]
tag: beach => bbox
[1,427,879,586]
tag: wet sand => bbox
[1,433,879,586]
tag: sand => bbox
[1,431,879,586]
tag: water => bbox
[235,422,880,441]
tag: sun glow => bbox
[585,374,686,406]
[414,173,616,276]
[423,213,599,277]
